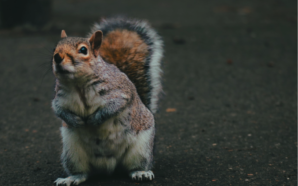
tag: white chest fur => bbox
[57,85,104,116]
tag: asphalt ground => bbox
[0,0,296,185]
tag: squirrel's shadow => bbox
[76,170,153,185]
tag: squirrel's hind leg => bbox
[56,127,90,185]
[122,127,155,181]
[54,174,88,186]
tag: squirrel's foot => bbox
[54,174,87,186]
[130,170,154,181]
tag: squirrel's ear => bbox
[61,30,67,38]
[89,30,103,57]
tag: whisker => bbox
[37,67,52,90]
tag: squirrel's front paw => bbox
[64,115,85,127]
[72,115,85,125]
[130,170,154,181]
[58,110,85,127]
[85,112,102,126]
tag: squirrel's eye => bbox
[79,46,87,55]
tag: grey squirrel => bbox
[51,17,163,186]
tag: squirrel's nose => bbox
[54,53,63,64]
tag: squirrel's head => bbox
[52,30,103,81]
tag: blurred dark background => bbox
[0,0,52,28]
[0,0,296,185]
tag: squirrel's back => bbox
[89,17,163,114]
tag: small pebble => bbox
[226,59,233,65]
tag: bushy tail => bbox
[90,17,163,114]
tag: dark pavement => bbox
[0,0,296,185]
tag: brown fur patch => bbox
[99,30,149,106]
[62,121,68,128]
[130,99,154,132]
[53,39,95,76]
[54,45,75,66]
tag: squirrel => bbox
[51,17,163,186]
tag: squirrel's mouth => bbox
[55,65,72,75]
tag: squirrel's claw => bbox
[130,170,154,181]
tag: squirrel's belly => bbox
[63,117,132,171]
